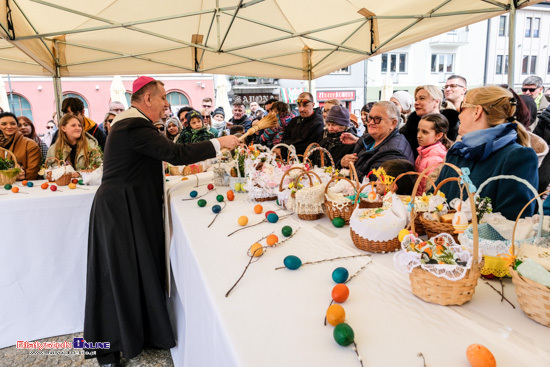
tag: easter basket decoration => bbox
[418,169,461,242]
[390,171,437,237]
[349,183,407,253]
[398,163,481,306]
[169,165,183,176]
[324,162,359,224]
[271,143,300,166]
[509,190,550,327]
[79,149,103,185]
[277,166,307,209]
[303,143,336,170]
[247,152,279,202]
[459,175,545,278]
[0,147,21,185]
[45,157,75,186]
[293,170,325,221]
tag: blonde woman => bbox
[435,86,537,220]
[399,85,459,157]
[46,113,102,170]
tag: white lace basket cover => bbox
[325,179,356,210]
[246,152,287,201]
[394,233,478,281]
[294,182,327,215]
[46,164,76,181]
[349,193,407,242]
[79,165,103,186]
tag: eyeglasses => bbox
[444,84,465,89]
[296,99,312,105]
[459,101,489,115]
[106,119,114,123]
[202,115,211,119]
[522,87,538,93]
[46,126,54,129]
[203,104,212,108]
[366,115,384,124]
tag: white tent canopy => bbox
[0,0,543,81]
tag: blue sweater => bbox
[435,142,538,220]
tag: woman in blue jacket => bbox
[435,86,538,220]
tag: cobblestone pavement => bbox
[0,332,174,367]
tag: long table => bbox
[0,181,97,348]
[167,176,550,367]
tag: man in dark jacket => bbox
[51,97,107,150]
[228,101,252,132]
[340,101,414,180]
[280,92,324,156]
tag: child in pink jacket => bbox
[415,113,452,194]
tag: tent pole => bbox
[364,59,368,105]
[7,74,15,112]
[53,65,63,123]
[307,49,312,93]
[507,1,516,89]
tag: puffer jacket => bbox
[415,141,447,194]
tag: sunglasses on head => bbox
[296,99,312,105]
[522,87,538,93]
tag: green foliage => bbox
[0,156,16,170]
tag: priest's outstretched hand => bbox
[217,135,243,150]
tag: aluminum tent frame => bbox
[0,0,542,113]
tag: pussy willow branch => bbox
[227,213,293,237]
[208,201,227,228]
[484,280,515,309]
[275,254,371,270]
[353,342,364,367]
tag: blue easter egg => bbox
[283,255,302,270]
[190,190,198,198]
[267,213,279,223]
[212,205,222,213]
[332,267,349,284]
[27,182,34,187]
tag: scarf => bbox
[0,130,15,148]
[448,122,518,161]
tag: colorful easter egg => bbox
[250,243,263,257]
[332,217,345,228]
[267,213,279,223]
[227,190,235,201]
[216,194,224,202]
[26,181,34,187]
[190,190,198,198]
[281,226,293,237]
[197,199,207,207]
[254,204,263,214]
[41,183,49,189]
[266,234,278,246]
[326,304,346,326]
[332,267,349,284]
[332,284,350,303]
[207,183,214,190]
[466,344,496,367]
[283,255,301,270]
[212,205,222,213]
[333,323,354,346]
[238,216,248,226]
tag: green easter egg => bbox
[197,199,207,207]
[333,323,355,346]
[4,184,12,190]
[216,194,224,202]
[281,225,293,237]
[332,217,345,228]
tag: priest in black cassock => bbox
[84,76,240,366]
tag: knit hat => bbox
[390,91,414,113]
[187,109,203,123]
[165,116,182,130]
[325,105,350,127]
[132,76,156,94]
[213,106,225,118]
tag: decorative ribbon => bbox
[498,246,516,268]
[459,167,477,193]
[407,201,414,212]
[345,192,368,202]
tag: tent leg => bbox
[53,66,63,123]
[507,1,516,89]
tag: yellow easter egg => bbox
[250,243,263,257]
[326,304,346,326]
[238,216,248,226]
[234,182,241,191]
[398,229,410,242]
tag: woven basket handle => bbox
[390,171,437,195]
[324,175,358,196]
[278,166,305,192]
[303,142,320,158]
[0,146,20,168]
[477,175,543,238]
[272,143,298,165]
[348,161,360,188]
[352,181,382,208]
[45,156,64,170]
[511,188,550,258]
[293,170,321,191]
[303,146,335,170]
[411,162,479,264]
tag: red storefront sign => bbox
[317,90,356,101]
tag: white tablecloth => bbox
[168,177,550,367]
[0,181,97,348]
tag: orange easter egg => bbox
[466,344,496,367]
[266,234,278,246]
[22,180,28,186]
[254,204,263,214]
[11,186,19,193]
[227,190,235,201]
[331,284,350,303]
[41,182,49,189]
[326,304,346,326]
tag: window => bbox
[505,55,509,74]
[499,15,506,36]
[63,92,89,116]
[381,53,407,73]
[533,18,540,38]
[166,91,190,107]
[522,55,537,75]
[531,56,537,74]
[330,67,350,74]
[496,55,503,75]
[522,56,529,74]
[431,53,454,73]
[7,94,32,120]
[525,17,532,37]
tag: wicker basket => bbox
[509,190,550,327]
[349,182,402,253]
[414,175,464,242]
[292,170,324,220]
[408,162,481,306]
[303,143,336,170]
[45,157,73,186]
[0,147,20,185]
[169,166,183,175]
[324,176,357,224]
[391,171,438,237]
[272,143,299,165]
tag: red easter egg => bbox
[50,185,58,191]
[71,178,79,184]
[265,210,276,218]
[207,183,214,190]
